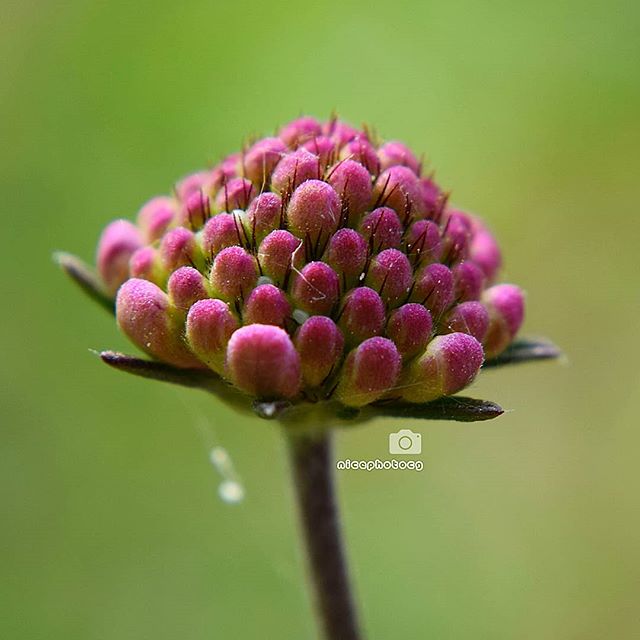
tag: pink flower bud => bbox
[136,197,176,242]
[441,301,489,342]
[210,154,240,194]
[178,189,211,229]
[295,316,344,387]
[302,136,337,167]
[176,171,214,202]
[401,333,484,403]
[441,210,472,264]
[226,324,301,398]
[243,284,291,327]
[116,278,201,368]
[129,246,163,284]
[209,246,258,302]
[470,228,502,282]
[340,136,380,174]
[411,263,455,318]
[419,178,441,215]
[279,116,322,147]
[322,229,368,284]
[167,266,209,311]
[244,192,282,244]
[242,137,286,184]
[324,120,359,147]
[336,337,401,407]
[200,213,243,258]
[482,284,525,358]
[327,159,373,222]
[290,261,339,315]
[97,220,143,294]
[386,303,433,358]
[214,177,255,212]
[405,219,442,264]
[453,261,485,301]
[359,207,403,251]
[257,230,303,285]
[270,148,321,194]
[160,227,200,272]
[365,248,413,305]
[286,179,341,243]
[338,286,386,345]
[373,166,424,219]
[378,141,420,174]
[186,298,239,374]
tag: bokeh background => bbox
[2,0,639,638]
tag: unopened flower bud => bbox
[324,120,359,147]
[214,177,255,212]
[176,171,213,202]
[453,261,485,301]
[279,116,322,147]
[302,136,336,167]
[286,180,341,243]
[441,210,472,264]
[243,284,291,327]
[378,141,420,174]
[242,137,286,185]
[441,301,489,342]
[386,303,432,358]
[160,227,201,272]
[365,248,413,305]
[340,137,380,174]
[186,298,239,374]
[322,229,368,285]
[270,148,321,194]
[411,263,455,318]
[327,159,373,222]
[290,261,339,315]
[482,284,525,357]
[136,197,175,242]
[226,324,301,398]
[470,228,502,282]
[167,266,209,311]
[406,219,442,264]
[338,286,386,345]
[359,207,403,251]
[200,213,243,258]
[294,316,344,387]
[244,192,282,244]
[336,337,401,407]
[419,178,441,215]
[97,220,143,294]
[129,246,163,285]
[258,230,303,285]
[210,246,258,302]
[116,278,201,368]
[178,190,211,229]
[373,166,423,218]
[401,333,484,403]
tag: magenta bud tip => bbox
[97,219,143,294]
[295,315,344,387]
[226,324,301,398]
[243,283,291,327]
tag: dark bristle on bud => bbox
[86,116,539,408]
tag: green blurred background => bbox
[2,0,639,637]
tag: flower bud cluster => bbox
[97,117,525,406]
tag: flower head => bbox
[85,117,531,408]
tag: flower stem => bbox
[286,430,363,640]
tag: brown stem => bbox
[286,430,363,640]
